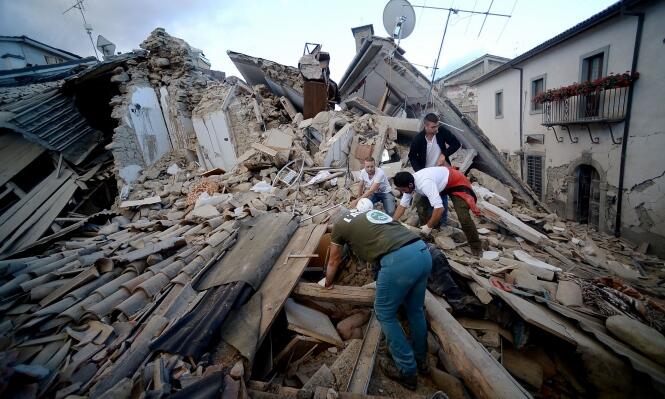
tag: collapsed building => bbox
[0,24,664,399]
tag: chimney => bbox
[351,25,374,54]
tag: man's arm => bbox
[408,137,424,172]
[356,181,364,198]
[393,204,407,220]
[360,182,381,199]
[439,126,461,158]
[324,243,343,289]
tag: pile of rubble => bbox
[1,28,665,399]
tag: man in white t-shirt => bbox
[350,158,396,215]
[393,167,482,256]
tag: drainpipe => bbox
[512,66,524,179]
[614,9,644,237]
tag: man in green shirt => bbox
[325,208,432,390]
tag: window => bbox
[530,75,546,113]
[579,47,608,117]
[579,46,609,82]
[582,53,604,82]
[44,55,63,65]
[495,90,503,118]
[526,155,543,199]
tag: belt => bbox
[441,185,477,202]
[378,238,421,265]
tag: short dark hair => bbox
[364,157,375,163]
[394,171,415,188]
[424,113,439,123]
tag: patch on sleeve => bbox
[365,210,393,224]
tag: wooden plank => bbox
[257,224,327,345]
[293,283,375,306]
[341,96,388,116]
[468,281,493,305]
[377,85,390,112]
[119,195,161,208]
[457,317,514,343]
[252,142,278,157]
[279,96,297,119]
[424,290,531,399]
[285,298,343,347]
[273,335,322,370]
[5,178,78,254]
[0,175,78,256]
[347,313,382,394]
[0,170,72,241]
[478,201,548,245]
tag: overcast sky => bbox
[1,0,616,82]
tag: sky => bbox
[0,0,618,82]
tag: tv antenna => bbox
[63,0,100,61]
[408,3,513,106]
[383,0,416,51]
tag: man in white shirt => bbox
[350,158,396,215]
[393,167,482,256]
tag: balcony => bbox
[541,86,629,126]
[534,72,638,144]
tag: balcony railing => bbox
[541,86,629,126]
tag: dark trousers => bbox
[449,195,482,252]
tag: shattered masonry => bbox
[0,24,664,399]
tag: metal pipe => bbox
[615,9,644,238]
[299,204,341,223]
[512,66,524,179]
[427,9,454,107]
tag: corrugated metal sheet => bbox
[0,89,102,165]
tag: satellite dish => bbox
[383,0,416,41]
[96,35,116,58]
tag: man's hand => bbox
[325,282,335,290]
[420,225,432,236]
[436,154,448,167]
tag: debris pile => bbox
[0,28,664,399]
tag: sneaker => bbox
[378,357,417,390]
[416,357,431,375]
[430,391,450,399]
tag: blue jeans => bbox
[375,240,432,376]
[370,192,396,216]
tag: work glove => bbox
[420,225,432,236]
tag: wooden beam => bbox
[257,224,327,345]
[347,313,382,394]
[246,381,424,399]
[377,85,390,112]
[252,142,278,158]
[424,290,531,399]
[478,201,548,245]
[293,283,375,306]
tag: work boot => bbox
[470,246,483,257]
[378,357,417,390]
[416,357,431,375]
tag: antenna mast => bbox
[410,3,512,107]
[63,0,100,61]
